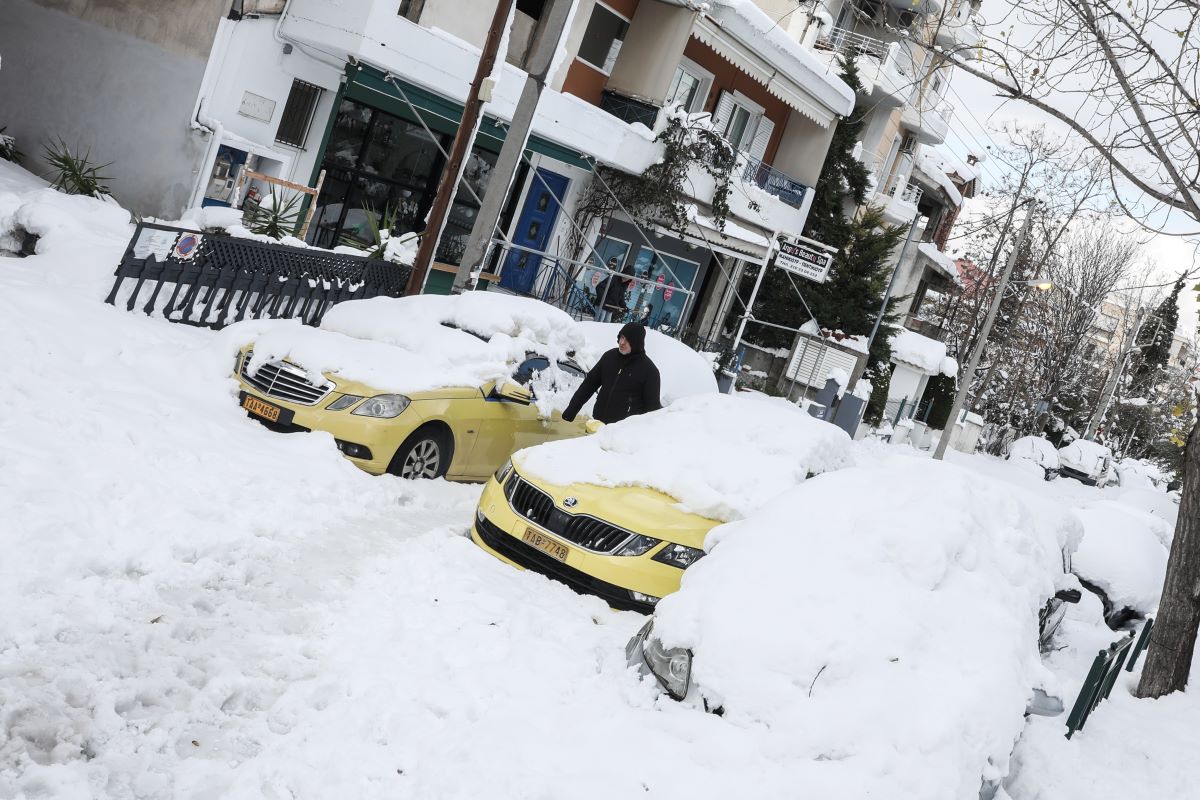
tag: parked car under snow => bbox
[1057,439,1116,487]
[1007,435,1060,480]
[626,459,1083,799]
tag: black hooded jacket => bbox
[563,323,662,424]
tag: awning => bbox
[653,208,773,263]
[342,63,595,170]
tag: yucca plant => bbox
[342,203,403,259]
[0,127,21,164]
[43,138,112,196]
[244,189,303,239]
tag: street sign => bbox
[776,235,835,283]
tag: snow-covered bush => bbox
[0,127,20,164]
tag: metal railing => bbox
[599,90,660,128]
[816,26,889,60]
[742,156,810,209]
[886,178,924,206]
[104,222,409,329]
[1064,618,1153,738]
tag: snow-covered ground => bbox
[1,159,1196,799]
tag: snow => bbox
[651,457,1081,799]
[1058,439,1112,476]
[577,322,718,403]
[890,327,958,376]
[1009,436,1061,470]
[232,294,587,404]
[1072,503,1170,616]
[685,204,772,248]
[916,150,965,205]
[1114,457,1166,490]
[516,393,855,523]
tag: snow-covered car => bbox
[1114,458,1169,491]
[1072,500,1171,628]
[472,393,854,612]
[228,294,594,480]
[1007,435,1061,480]
[626,460,1084,798]
[1057,439,1116,487]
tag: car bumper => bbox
[470,476,688,614]
[233,377,412,475]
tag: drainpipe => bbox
[188,13,238,210]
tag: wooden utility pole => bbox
[405,0,516,296]
[455,0,576,292]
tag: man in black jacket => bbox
[563,323,662,424]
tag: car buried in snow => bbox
[471,393,855,612]
[623,460,1084,799]
[1057,439,1117,487]
[228,294,595,481]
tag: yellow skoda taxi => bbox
[471,393,856,612]
[228,294,592,481]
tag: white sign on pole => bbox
[776,235,835,283]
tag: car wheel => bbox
[389,427,452,480]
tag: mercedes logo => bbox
[563,497,578,508]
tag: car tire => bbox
[388,425,453,480]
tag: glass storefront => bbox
[577,235,700,331]
[306,98,496,265]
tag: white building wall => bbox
[887,362,928,410]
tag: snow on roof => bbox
[915,151,964,205]
[514,393,855,522]
[651,458,1079,797]
[231,294,586,397]
[917,242,963,285]
[701,1,855,120]
[890,328,958,376]
[578,322,717,404]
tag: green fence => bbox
[1064,617,1153,739]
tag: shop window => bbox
[275,79,323,148]
[577,3,629,74]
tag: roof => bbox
[917,242,964,285]
[696,1,856,126]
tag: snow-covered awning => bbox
[890,327,958,376]
[656,205,773,262]
[694,1,855,127]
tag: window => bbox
[577,4,629,74]
[516,0,547,18]
[275,79,324,148]
[664,58,713,113]
[397,0,424,21]
[714,92,764,152]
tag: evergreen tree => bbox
[1131,279,1182,394]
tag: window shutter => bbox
[748,115,774,160]
[711,91,735,128]
[275,79,323,148]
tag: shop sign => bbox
[776,235,835,283]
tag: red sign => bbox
[591,270,603,287]
[655,274,665,293]
[664,281,675,301]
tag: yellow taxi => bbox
[471,459,718,612]
[233,347,588,480]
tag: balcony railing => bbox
[599,90,659,128]
[887,178,923,205]
[815,26,889,61]
[742,156,809,209]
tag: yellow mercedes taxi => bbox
[229,293,591,481]
[471,393,856,613]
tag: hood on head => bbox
[618,322,646,354]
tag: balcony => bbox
[901,99,952,145]
[879,175,922,225]
[742,156,809,209]
[934,10,985,53]
[813,29,916,108]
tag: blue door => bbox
[500,168,569,295]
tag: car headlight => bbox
[641,624,692,700]
[615,534,660,557]
[495,458,513,485]
[327,394,363,411]
[352,394,410,418]
[652,543,705,569]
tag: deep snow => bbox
[1,159,1196,800]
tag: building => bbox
[2,0,858,340]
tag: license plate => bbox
[522,527,568,562]
[242,394,282,423]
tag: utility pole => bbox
[934,199,1037,460]
[1084,304,1148,441]
[455,0,576,292]
[406,0,516,296]
[726,256,772,394]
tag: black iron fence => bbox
[105,223,411,329]
[1064,617,1153,739]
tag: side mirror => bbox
[494,380,533,405]
[1054,588,1082,604]
[585,419,605,434]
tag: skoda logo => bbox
[563,497,578,508]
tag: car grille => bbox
[474,514,652,614]
[505,475,633,553]
[240,350,333,406]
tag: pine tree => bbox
[1131,279,1182,394]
